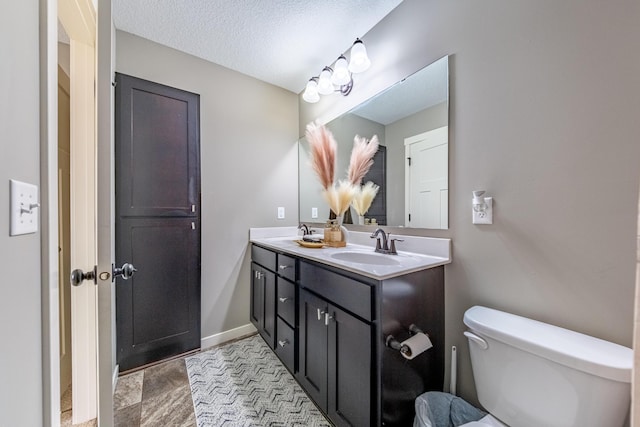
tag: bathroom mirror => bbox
[299,55,449,229]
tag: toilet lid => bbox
[460,414,508,427]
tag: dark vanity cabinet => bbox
[250,243,445,427]
[250,245,297,371]
[299,287,372,426]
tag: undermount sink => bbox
[330,251,401,266]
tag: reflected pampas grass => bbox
[351,181,380,216]
[347,135,379,185]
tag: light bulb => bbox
[302,79,320,103]
[331,55,351,86]
[348,39,371,73]
[317,67,335,95]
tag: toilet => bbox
[461,305,632,427]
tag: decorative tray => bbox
[294,240,325,248]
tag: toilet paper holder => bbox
[385,324,431,358]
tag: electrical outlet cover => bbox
[472,197,493,225]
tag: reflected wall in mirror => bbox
[299,55,449,229]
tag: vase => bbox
[324,217,348,247]
[357,215,365,225]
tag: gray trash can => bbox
[414,391,486,427]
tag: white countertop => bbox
[249,227,451,280]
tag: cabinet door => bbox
[250,264,276,349]
[297,289,328,411]
[250,263,262,329]
[261,268,276,349]
[328,304,372,427]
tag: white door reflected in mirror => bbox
[404,126,448,229]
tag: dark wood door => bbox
[115,73,201,371]
[327,304,372,427]
[297,289,328,411]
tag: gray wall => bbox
[301,0,640,404]
[0,1,44,425]
[116,31,299,343]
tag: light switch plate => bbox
[10,179,39,236]
[277,207,285,219]
[311,207,318,219]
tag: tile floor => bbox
[59,355,195,426]
[60,386,98,427]
[113,357,196,427]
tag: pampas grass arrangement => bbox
[323,180,358,217]
[305,121,336,191]
[352,181,380,217]
[305,121,380,220]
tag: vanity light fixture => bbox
[302,78,320,103]
[302,38,371,103]
[472,190,493,225]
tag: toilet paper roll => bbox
[400,333,433,360]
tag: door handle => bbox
[279,297,289,303]
[113,263,137,281]
[70,266,97,286]
[317,308,326,321]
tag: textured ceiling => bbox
[112,0,403,94]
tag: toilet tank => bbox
[463,306,631,427]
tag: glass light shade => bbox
[317,67,335,95]
[331,56,351,86]
[302,79,320,103]
[348,39,371,73]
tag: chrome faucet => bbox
[298,223,316,236]
[370,228,389,253]
[370,228,403,255]
[298,223,310,235]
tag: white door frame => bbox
[42,0,115,426]
[40,0,61,425]
[95,0,116,423]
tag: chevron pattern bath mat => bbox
[186,335,331,427]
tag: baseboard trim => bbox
[201,323,257,350]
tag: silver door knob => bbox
[113,263,137,280]
[71,266,97,286]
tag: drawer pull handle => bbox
[278,339,289,347]
[279,297,289,303]
[317,308,326,321]
[279,264,290,270]
[325,312,334,326]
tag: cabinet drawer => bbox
[277,253,297,282]
[300,261,372,322]
[275,318,295,373]
[252,245,276,271]
[277,278,296,327]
